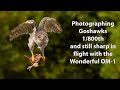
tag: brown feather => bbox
[44,18,62,33]
[39,17,62,33]
[9,20,35,41]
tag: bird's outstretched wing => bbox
[39,17,62,33]
[9,20,36,41]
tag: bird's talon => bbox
[40,56,46,62]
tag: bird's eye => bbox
[45,36,47,37]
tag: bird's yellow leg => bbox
[40,54,46,62]
[31,52,35,62]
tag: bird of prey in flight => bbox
[9,17,62,63]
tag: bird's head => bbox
[36,30,48,42]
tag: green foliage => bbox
[0,11,119,79]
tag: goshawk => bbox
[9,17,62,63]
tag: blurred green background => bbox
[0,11,119,79]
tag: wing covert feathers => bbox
[9,20,36,41]
[39,17,62,33]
